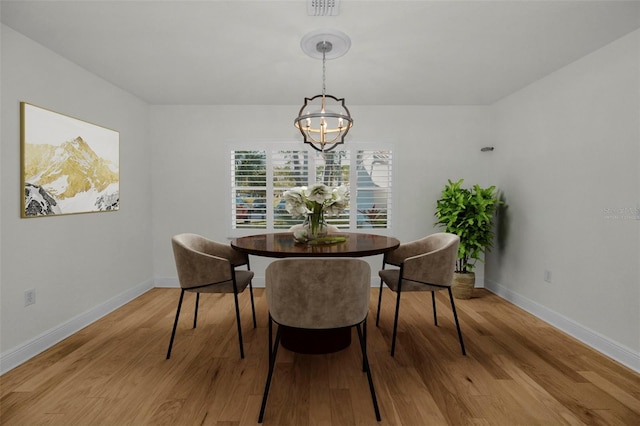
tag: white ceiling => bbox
[2,0,639,106]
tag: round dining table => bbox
[231,232,400,354]
[231,231,400,258]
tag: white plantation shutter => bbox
[231,150,267,229]
[356,150,392,229]
[272,150,309,229]
[230,143,392,231]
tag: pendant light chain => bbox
[321,41,328,152]
[322,41,327,97]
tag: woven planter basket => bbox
[452,272,475,299]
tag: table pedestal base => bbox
[280,326,351,354]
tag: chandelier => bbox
[294,30,353,152]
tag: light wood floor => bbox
[1,288,639,425]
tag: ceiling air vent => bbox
[308,0,340,16]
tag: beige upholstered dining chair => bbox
[167,233,256,359]
[258,258,381,423]
[376,232,466,356]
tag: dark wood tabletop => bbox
[230,232,400,258]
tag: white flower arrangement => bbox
[283,183,350,219]
[284,183,349,241]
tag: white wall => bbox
[150,105,491,286]
[0,25,153,371]
[486,30,640,370]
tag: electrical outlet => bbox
[24,289,36,306]
[544,270,552,283]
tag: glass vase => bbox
[303,210,328,240]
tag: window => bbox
[230,143,392,231]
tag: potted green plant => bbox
[434,179,503,299]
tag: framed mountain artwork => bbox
[20,102,120,217]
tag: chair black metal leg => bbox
[361,318,367,372]
[391,289,402,356]
[375,279,384,326]
[249,281,257,328]
[267,314,274,366]
[166,289,185,360]
[258,325,281,423]
[431,291,438,326]
[193,292,200,329]
[448,287,466,356]
[357,323,381,421]
[245,259,257,328]
[232,289,245,359]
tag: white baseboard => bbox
[0,279,153,375]
[484,279,639,373]
[154,276,180,288]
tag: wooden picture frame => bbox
[20,102,120,217]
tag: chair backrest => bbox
[171,233,239,290]
[265,258,371,329]
[401,233,460,288]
